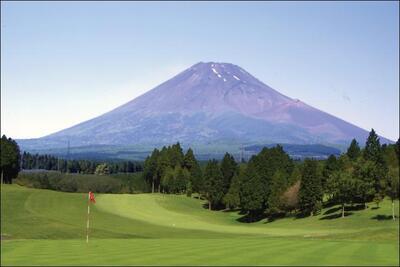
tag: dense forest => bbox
[142,129,399,220]
[20,151,143,174]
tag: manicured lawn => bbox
[3,238,398,266]
[1,184,399,265]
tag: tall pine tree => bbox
[183,148,203,195]
[364,129,382,162]
[143,149,160,193]
[363,129,387,202]
[322,155,340,195]
[298,159,322,216]
[347,139,361,160]
[220,152,238,197]
[203,160,224,210]
[223,173,241,210]
[267,170,288,215]
[239,160,265,216]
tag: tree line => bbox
[2,130,399,220]
[21,151,143,174]
[143,130,399,220]
[15,171,148,194]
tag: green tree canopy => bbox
[298,159,322,216]
[239,160,265,215]
[322,155,340,194]
[223,173,241,210]
[220,152,238,195]
[143,149,160,193]
[364,129,382,162]
[352,158,376,206]
[203,159,224,210]
[330,170,359,218]
[347,139,361,160]
[1,135,21,184]
[183,148,203,194]
[267,170,288,215]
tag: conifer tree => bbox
[330,171,358,218]
[352,158,376,208]
[183,148,196,170]
[0,135,21,184]
[157,147,170,192]
[183,148,203,194]
[248,145,293,212]
[240,161,265,215]
[364,129,382,162]
[347,139,361,160]
[322,155,340,194]
[267,170,288,215]
[220,152,238,196]
[203,159,224,210]
[169,142,184,167]
[143,149,160,193]
[363,129,388,201]
[175,166,190,193]
[223,173,241,210]
[298,159,322,216]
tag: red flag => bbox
[89,191,96,204]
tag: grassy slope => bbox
[1,184,399,265]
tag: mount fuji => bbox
[18,62,392,154]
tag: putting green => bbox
[1,184,399,265]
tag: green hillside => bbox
[1,184,399,265]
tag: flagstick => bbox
[86,192,90,244]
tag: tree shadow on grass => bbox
[347,204,366,211]
[323,204,365,215]
[323,206,342,215]
[264,213,287,224]
[238,210,247,215]
[319,212,353,220]
[294,212,310,219]
[222,208,241,213]
[237,212,267,223]
[371,207,380,210]
[201,203,225,211]
[294,208,323,219]
[371,215,393,221]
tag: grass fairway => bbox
[1,184,399,265]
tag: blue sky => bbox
[1,1,399,140]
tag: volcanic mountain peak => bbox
[17,61,392,151]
